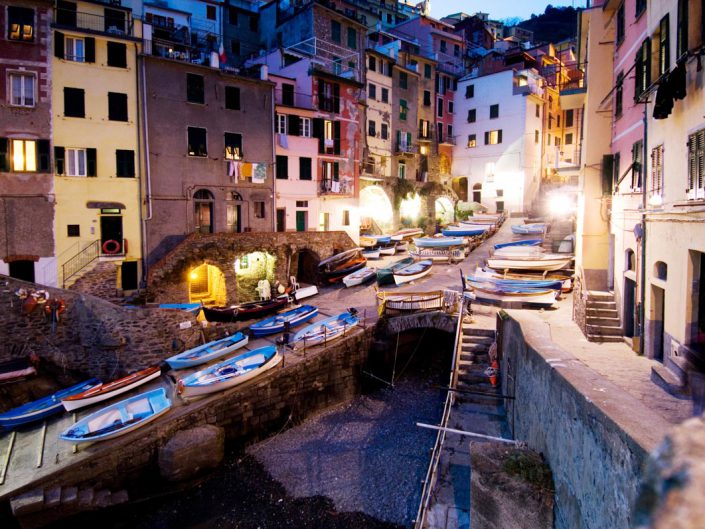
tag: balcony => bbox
[395,142,417,155]
[285,37,361,82]
[438,135,456,146]
[319,176,354,196]
[275,87,315,109]
[54,7,133,37]
[418,129,434,142]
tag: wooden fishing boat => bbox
[0,356,37,383]
[360,234,391,247]
[158,303,202,315]
[362,248,381,260]
[492,246,546,258]
[413,236,465,248]
[59,388,171,444]
[201,297,289,323]
[442,226,487,237]
[511,223,546,235]
[395,240,409,251]
[465,282,558,308]
[378,243,397,256]
[290,311,359,348]
[166,332,249,369]
[321,257,367,283]
[393,259,433,285]
[177,346,281,398]
[318,248,364,272]
[409,248,465,263]
[460,218,499,226]
[342,267,377,287]
[479,268,573,293]
[0,378,101,429]
[376,257,415,286]
[494,239,543,249]
[250,305,318,337]
[376,290,445,313]
[466,272,562,293]
[486,255,573,272]
[61,366,162,412]
[390,228,424,241]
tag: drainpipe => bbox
[140,53,154,282]
[639,102,648,356]
[263,65,276,233]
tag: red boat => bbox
[318,249,367,284]
[201,296,289,323]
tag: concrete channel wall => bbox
[498,313,672,529]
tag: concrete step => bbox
[462,335,494,345]
[461,325,495,337]
[586,333,624,343]
[669,355,691,383]
[586,290,614,301]
[585,316,621,328]
[586,324,622,336]
[461,345,490,356]
[459,352,488,363]
[586,300,617,310]
[586,308,619,318]
[651,363,690,397]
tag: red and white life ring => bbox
[102,240,121,254]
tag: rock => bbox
[633,415,705,529]
[159,425,225,482]
[10,488,45,516]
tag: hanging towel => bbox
[252,163,267,183]
[652,78,673,119]
[242,163,253,178]
[670,60,687,100]
[228,160,235,180]
[278,134,289,149]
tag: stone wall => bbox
[499,313,672,529]
[146,231,356,304]
[0,276,202,379]
[572,272,588,337]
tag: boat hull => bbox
[342,267,377,287]
[166,333,249,370]
[249,305,318,337]
[486,257,572,272]
[494,239,542,249]
[290,312,359,348]
[413,237,465,248]
[393,260,433,285]
[466,286,557,308]
[61,367,162,412]
[201,298,288,323]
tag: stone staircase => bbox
[584,291,623,343]
[455,325,500,403]
[67,261,127,305]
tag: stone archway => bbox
[234,251,277,302]
[360,185,394,232]
[291,248,320,285]
[188,263,226,305]
[435,196,454,224]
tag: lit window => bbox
[324,120,334,141]
[467,134,476,148]
[66,148,87,176]
[12,140,37,172]
[485,130,502,145]
[9,73,35,107]
[8,7,34,42]
[66,36,85,62]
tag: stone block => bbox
[159,424,225,482]
[10,488,45,516]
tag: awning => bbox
[86,201,126,209]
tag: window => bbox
[276,114,287,134]
[106,42,127,68]
[555,137,561,147]
[322,160,339,182]
[535,130,539,143]
[688,128,705,196]
[398,159,406,179]
[342,210,350,226]
[368,120,376,137]
[67,225,80,237]
[381,87,389,103]
[115,149,135,177]
[440,40,447,53]
[381,123,389,140]
[369,55,376,71]
[467,134,476,148]
[64,87,85,118]
[66,148,87,176]
[423,90,431,106]
[465,84,474,98]
[635,0,646,17]
[9,72,34,107]
[651,144,664,197]
[206,5,216,20]
[448,101,454,114]
[254,201,265,218]
[368,83,376,99]
[399,72,408,89]
[281,83,294,106]
[229,7,238,25]
[108,92,128,121]
[299,157,312,180]
[347,27,357,49]
[424,64,432,79]
[631,140,643,190]
[634,39,651,101]
[613,152,621,191]
[565,109,574,127]
[276,155,288,179]
[616,2,625,44]
[296,201,308,207]
[225,86,240,110]
[535,104,540,118]
[659,15,670,76]
[331,20,341,43]
[65,36,85,62]
[224,132,242,159]
[187,74,205,104]
[9,139,36,171]
[485,130,502,145]
[547,133,551,145]
[557,115,561,127]
[548,114,554,129]
[300,117,311,137]
[615,71,624,117]
[437,98,443,117]
[317,79,339,113]
[399,99,407,120]
[7,6,34,41]
[419,119,430,139]
[447,125,453,141]
[677,0,688,58]
[565,133,574,145]
[467,109,476,123]
[187,127,207,157]
[490,104,499,119]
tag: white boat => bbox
[409,248,465,263]
[395,240,409,251]
[393,259,433,285]
[292,283,318,301]
[290,312,359,348]
[492,246,546,258]
[362,248,381,260]
[413,236,465,248]
[465,284,558,308]
[376,291,445,312]
[378,244,397,256]
[342,267,377,287]
[460,218,498,226]
[166,332,249,370]
[486,255,573,272]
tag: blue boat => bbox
[165,332,249,370]
[59,388,171,444]
[249,305,319,337]
[466,274,562,292]
[290,311,359,348]
[413,236,465,248]
[442,227,487,237]
[158,303,202,315]
[494,239,543,250]
[177,346,281,397]
[511,224,546,235]
[0,378,101,429]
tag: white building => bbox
[452,68,544,214]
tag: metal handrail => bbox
[61,240,100,288]
[414,294,467,528]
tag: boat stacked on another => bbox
[362,247,381,260]
[201,297,289,323]
[289,311,359,348]
[409,247,465,263]
[376,257,415,286]
[441,225,489,237]
[464,282,558,309]
[494,239,543,250]
[318,248,367,284]
[393,259,433,285]
[59,388,171,444]
[390,228,424,241]
[165,332,249,369]
[360,234,391,247]
[487,253,573,272]
[249,305,319,337]
[413,236,465,249]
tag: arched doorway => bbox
[435,196,454,224]
[293,248,319,285]
[194,189,214,234]
[472,183,482,204]
[235,251,276,302]
[360,185,393,232]
[451,177,468,202]
[188,263,226,306]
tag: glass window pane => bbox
[12,140,24,170]
[68,150,76,175]
[78,150,86,175]
[24,76,34,105]
[25,141,36,171]
[12,76,22,105]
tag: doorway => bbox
[100,214,124,254]
[651,285,665,362]
[624,277,636,338]
[318,212,330,231]
[276,208,286,232]
[9,260,35,283]
[194,189,214,234]
[226,203,241,232]
[472,183,482,204]
[296,210,308,232]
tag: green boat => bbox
[376,257,414,286]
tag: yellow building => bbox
[52,0,142,289]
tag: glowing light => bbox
[400,193,421,220]
[190,271,198,280]
[360,186,393,224]
[548,193,575,217]
[420,145,429,155]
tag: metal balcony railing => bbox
[275,87,315,109]
[54,8,133,37]
[395,142,417,154]
[319,176,354,195]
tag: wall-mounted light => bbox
[190,270,198,280]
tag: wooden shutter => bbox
[37,140,50,172]
[333,121,341,155]
[317,79,324,110]
[86,148,97,177]
[484,131,489,145]
[55,31,64,59]
[287,115,300,136]
[333,84,340,113]
[0,138,9,172]
[54,146,65,175]
[312,118,324,153]
[498,130,503,144]
[85,37,95,63]
[601,154,614,195]
[333,162,339,181]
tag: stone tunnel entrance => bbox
[235,251,276,303]
[292,248,319,285]
[188,263,226,306]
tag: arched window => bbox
[194,189,214,233]
[654,261,667,281]
[626,249,635,271]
